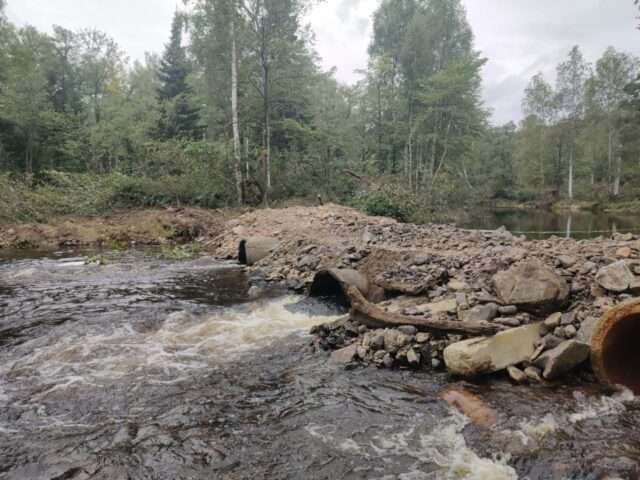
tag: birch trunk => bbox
[613,155,622,197]
[568,145,574,200]
[231,17,243,206]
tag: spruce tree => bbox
[157,11,199,139]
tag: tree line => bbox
[0,0,639,214]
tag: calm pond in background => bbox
[454,208,640,239]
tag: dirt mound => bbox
[0,208,228,250]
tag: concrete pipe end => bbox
[591,299,640,394]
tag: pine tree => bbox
[157,11,199,139]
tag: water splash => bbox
[306,410,517,480]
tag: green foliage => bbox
[354,191,412,222]
[1,0,640,224]
[158,243,203,260]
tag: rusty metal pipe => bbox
[591,299,640,394]
[309,268,385,307]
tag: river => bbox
[453,208,640,240]
[1,249,639,479]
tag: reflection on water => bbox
[455,208,640,239]
[1,251,640,479]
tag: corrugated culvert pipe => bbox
[309,268,384,307]
[591,299,640,394]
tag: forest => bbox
[0,0,639,222]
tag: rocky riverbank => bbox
[212,204,640,386]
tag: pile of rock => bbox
[212,205,640,384]
[312,317,454,371]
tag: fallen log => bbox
[347,286,504,336]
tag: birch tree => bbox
[590,47,638,195]
[556,46,590,199]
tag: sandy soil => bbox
[0,208,230,250]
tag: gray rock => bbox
[561,311,576,326]
[493,260,569,314]
[534,340,590,380]
[495,317,521,327]
[449,280,469,291]
[524,366,543,383]
[503,247,527,263]
[297,255,320,270]
[413,255,430,266]
[431,358,442,369]
[564,325,577,338]
[373,350,387,364]
[397,325,418,336]
[537,333,564,351]
[580,261,597,274]
[558,255,578,268]
[544,312,562,330]
[498,305,518,315]
[383,330,411,353]
[416,332,431,343]
[356,345,369,360]
[383,353,394,368]
[507,365,527,383]
[425,299,458,314]
[407,348,420,365]
[362,331,385,351]
[462,303,498,322]
[595,261,635,292]
[330,344,358,364]
[443,323,545,377]
[455,293,469,308]
[577,316,599,344]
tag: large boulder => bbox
[534,340,590,380]
[596,261,635,293]
[443,323,545,377]
[492,260,569,314]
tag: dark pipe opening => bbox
[600,313,640,394]
[309,271,349,308]
[239,240,248,265]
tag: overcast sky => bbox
[6,0,640,124]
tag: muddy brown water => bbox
[1,250,640,479]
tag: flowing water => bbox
[454,208,640,240]
[1,250,640,479]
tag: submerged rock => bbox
[492,260,569,314]
[330,344,358,364]
[443,322,545,377]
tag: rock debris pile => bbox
[213,204,640,384]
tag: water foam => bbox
[5,296,341,387]
[306,410,517,480]
[569,388,635,423]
